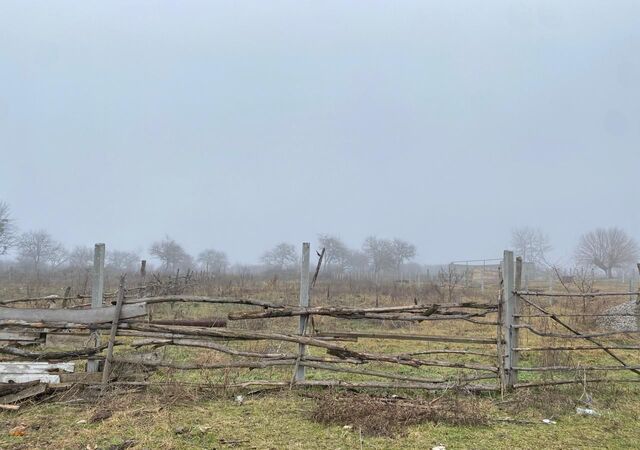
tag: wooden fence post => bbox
[295,242,311,382]
[87,243,105,373]
[501,250,518,389]
[102,275,126,386]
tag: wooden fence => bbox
[1,244,639,398]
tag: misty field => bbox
[2,270,639,450]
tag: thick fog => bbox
[1,1,639,265]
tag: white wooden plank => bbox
[0,362,75,373]
[0,374,60,383]
[0,303,147,325]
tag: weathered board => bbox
[0,303,147,325]
[0,362,75,384]
[0,330,44,343]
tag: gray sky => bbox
[1,1,639,265]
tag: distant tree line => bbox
[1,199,638,280]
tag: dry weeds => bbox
[309,391,489,436]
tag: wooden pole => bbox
[294,243,311,382]
[101,275,126,385]
[502,250,516,389]
[87,243,105,373]
[512,256,522,387]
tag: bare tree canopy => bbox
[17,230,67,274]
[107,250,140,273]
[261,242,297,271]
[362,236,395,275]
[510,227,551,266]
[197,249,229,274]
[362,236,416,277]
[149,236,192,272]
[317,234,350,272]
[67,245,94,270]
[0,201,16,255]
[575,227,639,277]
[391,238,416,275]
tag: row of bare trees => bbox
[256,235,417,279]
[1,200,638,279]
[510,226,639,279]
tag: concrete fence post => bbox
[87,243,105,373]
[295,242,311,382]
[501,250,519,389]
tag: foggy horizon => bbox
[2,1,639,267]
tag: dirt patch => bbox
[309,392,489,437]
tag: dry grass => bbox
[310,391,490,436]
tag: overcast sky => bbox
[1,1,639,265]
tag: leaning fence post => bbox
[102,274,126,386]
[294,242,311,382]
[87,243,105,373]
[501,250,518,389]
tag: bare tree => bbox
[0,201,16,255]
[317,234,350,272]
[149,236,192,272]
[107,250,140,273]
[344,250,369,276]
[197,249,229,274]
[17,230,67,275]
[390,238,416,278]
[510,227,551,266]
[67,245,93,270]
[362,236,395,277]
[575,227,639,278]
[261,243,297,271]
[437,264,464,303]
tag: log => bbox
[112,356,295,370]
[78,379,499,392]
[126,295,284,309]
[514,378,640,388]
[148,318,227,327]
[517,291,638,298]
[514,324,640,339]
[0,303,147,325]
[300,361,497,384]
[228,303,496,321]
[515,365,640,372]
[0,344,111,361]
[314,331,497,345]
[514,345,640,352]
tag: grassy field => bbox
[1,383,639,449]
[1,276,639,449]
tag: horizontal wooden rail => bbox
[514,378,640,388]
[516,313,640,318]
[80,379,499,392]
[514,345,640,352]
[517,291,639,298]
[515,365,640,372]
[514,324,640,339]
[314,331,498,345]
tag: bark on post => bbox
[102,275,126,385]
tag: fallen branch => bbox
[0,344,110,361]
